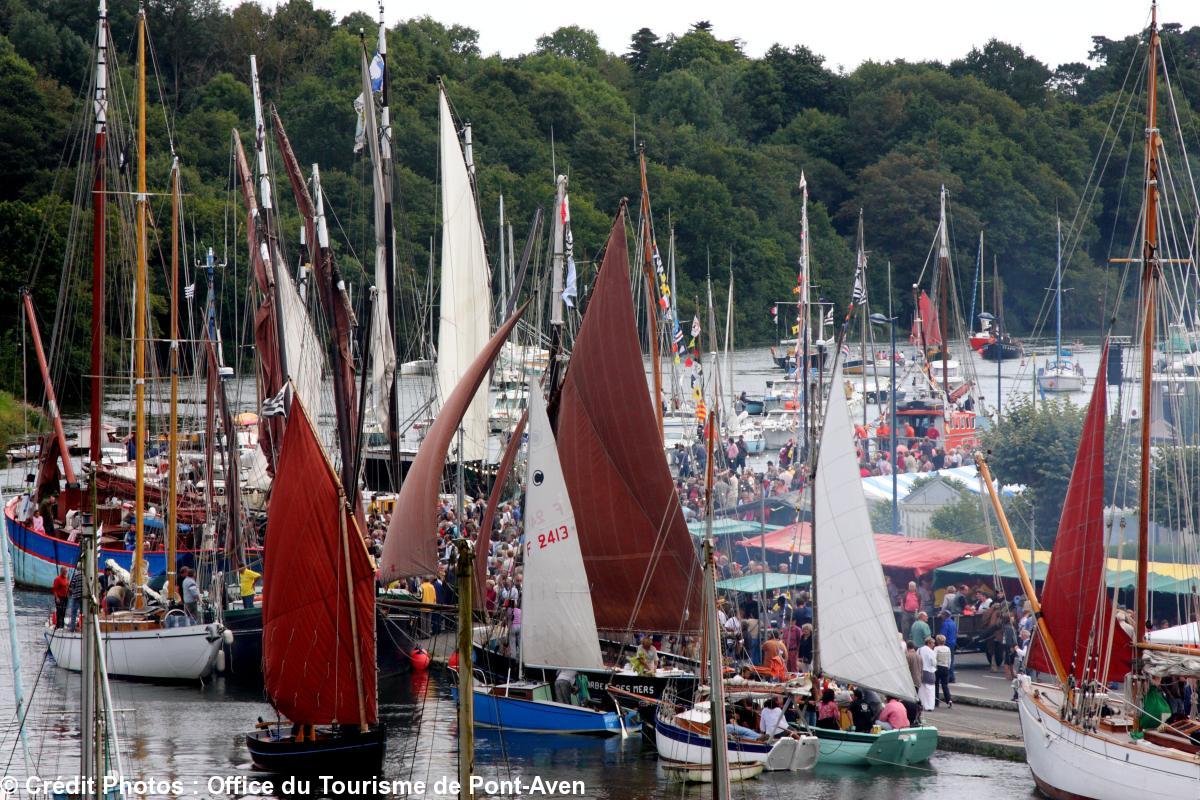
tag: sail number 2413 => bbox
[529,525,569,551]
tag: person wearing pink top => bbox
[876,696,910,731]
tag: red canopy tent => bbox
[735,525,991,576]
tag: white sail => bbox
[814,362,916,701]
[436,87,491,462]
[275,258,326,434]
[519,389,603,670]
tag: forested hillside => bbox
[2,0,1198,402]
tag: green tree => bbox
[535,26,601,65]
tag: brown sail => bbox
[379,304,528,582]
[552,213,701,633]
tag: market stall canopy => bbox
[860,465,1022,503]
[688,519,781,539]
[716,572,811,594]
[935,549,1199,596]
[735,526,990,575]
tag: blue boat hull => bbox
[471,688,627,736]
[5,500,218,589]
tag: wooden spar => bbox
[20,290,77,486]
[638,147,663,438]
[975,454,1069,687]
[375,14,401,481]
[857,210,868,427]
[937,187,950,398]
[337,487,368,732]
[455,537,475,800]
[133,5,147,606]
[702,409,730,797]
[166,160,180,604]
[89,1,108,469]
[1134,4,1160,655]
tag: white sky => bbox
[281,0,1199,71]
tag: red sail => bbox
[262,399,376,725]
[474,409,528,612]
[1028,345,1131,683]
[552,214,702,633]
[910,290,942,348]
[379,305,528,582]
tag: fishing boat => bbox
[655,701,817,773]
[809,361,938,766]
[978,11,1200,797]
[1037,216,1085,393]
[245,398,384,773]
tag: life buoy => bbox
[784,400,798,410]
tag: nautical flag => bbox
[369,52,385,92]
[690,315,701,338]
[261,385,290,418]
[823,307,834,326]
[353,93,367,153]
[851,261,866,304]
[183,283,195,301]
[561,195,577,307]
[841,343,850,358]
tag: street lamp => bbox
[870,312,899,536]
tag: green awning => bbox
[688,519,781,538]
[934,559,1196,596]
[716,572,811,593]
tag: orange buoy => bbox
[411,647,431,671]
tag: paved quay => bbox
[923,652,1026,760]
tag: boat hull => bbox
[5,498,225,590]
[1017,682,1200,800]
[247,726,386,775]
[813,725,939,767]
[980,341,1023,361]
[661,760,764,783]
[45,622,223,682]
[1038,374,1085,393]
[655,714,817,770]
[472,687,626,735]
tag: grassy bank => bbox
[0,391,41,453]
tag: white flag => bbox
[183,283,196,301]
[561,194,577,307]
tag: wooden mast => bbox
[21,291,77,487]
[338,488,368,732]
[132,2,147,607]
[89,0,108,470]
[455,537,475,799]
[638,146,663,437]
[1134,1,1160,653]
[166,159,180,603]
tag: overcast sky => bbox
[282,1,1198,71]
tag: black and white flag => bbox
[261,385,291,419]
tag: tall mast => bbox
[132,2,147,607]
[376,9,401,478]
[1135,2,1161,651]
[89,0,108,468]
[547,174,567,390]
[799,174,811,453]
[857,209,868,427]
[701,410,730,796]
[249,56,290,384]
[1055,215,1063,364]
[166,159,181,603]
[497,194,507,326]
[937,185,950,398]
[638,147,663,437]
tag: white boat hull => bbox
[1017,680,1200,800]
[45,621,224,682]
[1038,373,1085,393]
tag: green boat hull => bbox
[814,726,938,767]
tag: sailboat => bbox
[1037,216,1085,393]
[471,389,631,735]
[979,256,1023,362]
[245,399,384,773]
[809,361,939,766]
[979,9,1200,797]
[43,6,224,683]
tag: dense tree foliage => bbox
[2,0,1199,406]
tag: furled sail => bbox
[1028,347,1131,683]
[360,47,396,435]
[262,398,376,726]
[520,390,603,669]
[552,213,701,633]
[436,85,491,462]
[910,290,941,348]
[380,305,527,582]
[814,361,916,701]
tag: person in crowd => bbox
[934,634,953,708]
[238,564,260,609]
[909,610,932,650]
[554,668,578,705]
[901,581,920,634]
[877,695,910,730]
[849,687,876,732]
[918,636,938,711]
[179,566,200,621]
[51,567,69,629]
[938,610,959,682]
[815,687,842,730]
[759,695,790,737]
